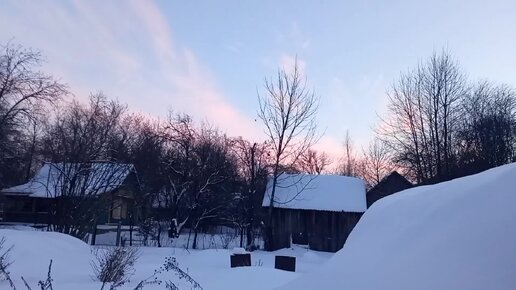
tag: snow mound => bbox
[0,229,94,286]
[232,247,247,254]
[280,163,516,290]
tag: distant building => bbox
[366,171,412,208]
[0,162,141,225]
[262,174,367,252]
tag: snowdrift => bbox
[0,229,94,287]
[280,163,516,290]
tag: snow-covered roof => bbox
[262,174,367,213]
[1,162,134,198]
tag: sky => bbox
[1,0,516,160]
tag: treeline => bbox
[377,50,516,184]
[0,43,329,249]
[2,43,516,247]
[338,51,516,187]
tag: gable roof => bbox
[262,173,367,213]
[366,171,413,208]
[379,171,412,187]
[367,171,413,196]
[1,162,134,198]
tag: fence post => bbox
[91,220,97,246]
[116,220,122,246]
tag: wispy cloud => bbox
[279,54,306,76]
[0,0,261,139]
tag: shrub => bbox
[0,236,15,287]
[91,246,139,290]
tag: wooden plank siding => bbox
[270,208,363,252]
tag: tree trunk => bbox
[240,227,244,248]
[157,222,162,247]
[129,222,133,246]
[186,228,192,249]
[91,222,97,246]
[246,226,254,250]
[192,229,198,249]
[266,166,279,251]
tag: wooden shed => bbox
[263,174,367,252]
[366,171,412,208]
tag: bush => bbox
[91,246,139,290]
[133,256,202,290]
[0,236,15,287]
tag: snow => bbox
[0,228,332,290]
[232,247,247,254]
[280,162,516,290]
[1,229,95,288]
[262,174,366,212]
[5,163,516,290]
[1,162,134,198]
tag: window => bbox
[111,198,128,220]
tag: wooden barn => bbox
[0,162,141,226]
[263,174,367,252]
[366,171,412,208]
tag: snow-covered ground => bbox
[282,162,516,290]
[3,163,516,290]
[0,228,332,290]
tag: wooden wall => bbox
[269,208,363,252]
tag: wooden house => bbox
[366,171,412,208]
[263,174,367,252]
[0,162,141,226]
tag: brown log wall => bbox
[270,208,363,252]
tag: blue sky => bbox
[1,0,515,159]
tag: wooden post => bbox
[129,213,133,246]
[91,218,97,246]
[115,220,122,246]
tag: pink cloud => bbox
[129,0,262,138]
[313,136,345,165]
[0,0,261,140]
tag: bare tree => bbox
[298,149,330,174]
[187,125,237,249]
[359,138,396,189]
[230,138,269,249]
[337,130,361,177]
[258,58,320,250]
[457,81,516,174]
[40,93,126,163]
[45,162,134,240]
[38,94,130,240]
[378,50,466,183]
[158,114,239,249]
[156,114,197,246]
[0,43,67,187]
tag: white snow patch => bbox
[0,229,332,289]
[232,247,247,254]
[280,163,516,290]
[0,229,95,288]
